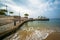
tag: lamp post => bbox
[6,5,9,16]
[19,12,21,23]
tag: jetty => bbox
[28,18,49,21]
[0,20,28,39]
[0,17,49,39]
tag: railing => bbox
[0,19,28,39]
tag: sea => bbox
[21,18,60,32]
[3,18,60,40]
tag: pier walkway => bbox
[0,21,19,33]
[0,18,49,39]
[0,19,28,39]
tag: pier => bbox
[0,18,49,39]
[0,19,28,39]
[28,18,49,21]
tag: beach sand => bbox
[45,32,60,40]
[3,27,60,40]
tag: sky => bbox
[0,0,60,18]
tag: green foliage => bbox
[0,9,7,15]
[9,12,13,14]
[24,13,29,17]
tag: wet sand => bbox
[3,27,60,40]
[3,28,54,40]
[45,32,60,40]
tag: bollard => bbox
[14,20,16,26]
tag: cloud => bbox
[0,0,60,18]
[0,0,31,16]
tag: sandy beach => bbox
[3,26,60,40]
[45,32,60,40]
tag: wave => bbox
[8,27,55,40]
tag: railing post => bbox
[14,20,16,26]
[14,16,16,26]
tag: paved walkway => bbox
[0,21,21,34]
[0,19,28,38]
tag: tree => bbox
[24,13,29,17]
[0,9,7,15]
[24,13,29,19]
[9,12,13,14]
[9,11,13,16]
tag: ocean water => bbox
[21,18,60,32]
[4,19,60,40]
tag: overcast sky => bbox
[0,0,60,18]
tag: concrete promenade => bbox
[0,18,49,34]
[0,20,26,37]
[0,21,19,33]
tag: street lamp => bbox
[6,5,9,16]
[19,12,21,23]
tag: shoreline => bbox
[45,32,60,40]
[3,27,57,40]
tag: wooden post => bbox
[14,16,16,26]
